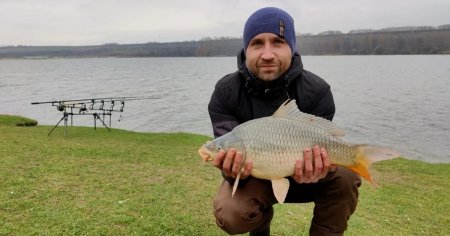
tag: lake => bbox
[1,55,449,163]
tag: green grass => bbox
[0,114,37,126]
[1,115,449,235]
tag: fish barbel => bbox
[199,99,400,203]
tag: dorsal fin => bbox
[272,99,345,137]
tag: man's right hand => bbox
[212,148,253,180]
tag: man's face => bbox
[245,33,292,82]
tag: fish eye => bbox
[209,142,222,151]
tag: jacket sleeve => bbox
[208,76,240,138]
[309,86,336,121]
[208,75,250,185]
[299,70,336,121]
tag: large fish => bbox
[199,99,400,203]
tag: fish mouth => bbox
[198,146,214,162]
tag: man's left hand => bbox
[292,145,332,184]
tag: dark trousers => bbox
[213,167,361,235]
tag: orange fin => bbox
[348,145,400,185]
[347,146,375,184]
[347,158,375,185]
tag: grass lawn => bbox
[0,115,449,235]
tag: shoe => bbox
[249,226,270,236]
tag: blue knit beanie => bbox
[243,7,297,54]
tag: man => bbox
[207,7,361,236]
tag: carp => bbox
[199,99,399,203]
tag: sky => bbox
[1,0,450,46]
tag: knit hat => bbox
[243,7,297,54]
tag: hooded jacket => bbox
[208,50,335,138]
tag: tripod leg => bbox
[94,114,97,130]
[48,116,65,136]
[64,114,68,137]
[95,115,111,131]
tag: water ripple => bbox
[1,56,449,163]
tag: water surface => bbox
[1,55,449,163]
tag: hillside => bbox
[1,28,449,58]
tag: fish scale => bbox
[234,117,355,179]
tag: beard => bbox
[254,67,284,81]
[248,61,289,82]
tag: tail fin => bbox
[357,145,401,163]
[348,145,400,184]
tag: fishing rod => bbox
[31,96,160,137]
[30,96,159,105]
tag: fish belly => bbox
[233,117,354,179]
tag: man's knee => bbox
[213,197,273,235]
[311,167,362,234]
[323,167,361,192]
[325,167,362,217]
[333,167,362,199]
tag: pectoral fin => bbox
[271,178,290,203]
[231,171,241,197]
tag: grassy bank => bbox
[0,115,449,235]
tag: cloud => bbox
[1,0,449,46]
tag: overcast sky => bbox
[1,0,450,46]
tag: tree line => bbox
[298,29,450,55]
[0,28,449,58]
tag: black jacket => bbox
[208,50,335,138]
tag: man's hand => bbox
[212,148,252,180]
[293,146,332,184]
